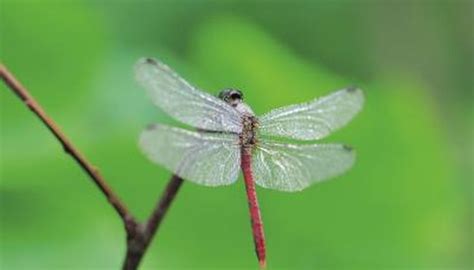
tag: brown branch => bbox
[0,63,132,223]
[1,63,183,270]
[124,175,184,269]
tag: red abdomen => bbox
[241,148,266,268]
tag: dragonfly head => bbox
[218,88,243,107]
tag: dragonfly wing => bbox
[135,58,243,133]
[252,140,355,192]
[259,87,364,140]
[140,124,241,186]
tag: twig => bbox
[0,63,132,223]
[0,63,183,270]
[124,175,184,269]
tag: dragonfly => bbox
[135,57,364,268]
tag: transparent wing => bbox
[252,141,355,192]
[135,58,243,133]
[259,87,364,140]
[140,124,241,186]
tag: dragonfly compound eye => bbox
[218,88,243,102]
[230,91,242,100]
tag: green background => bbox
[1,1,472,269]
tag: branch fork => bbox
[0,63,182,270]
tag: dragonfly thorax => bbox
[218,88,257,150]
[240,115,258,151]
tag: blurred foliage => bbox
[1,1,472,269]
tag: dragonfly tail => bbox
[241,149,267,269]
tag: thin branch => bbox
[145,175,184,237]
[0,63,184,270]
[123,175,184,269]
[0,64,132,223]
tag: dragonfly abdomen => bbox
[241,148,266,268]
